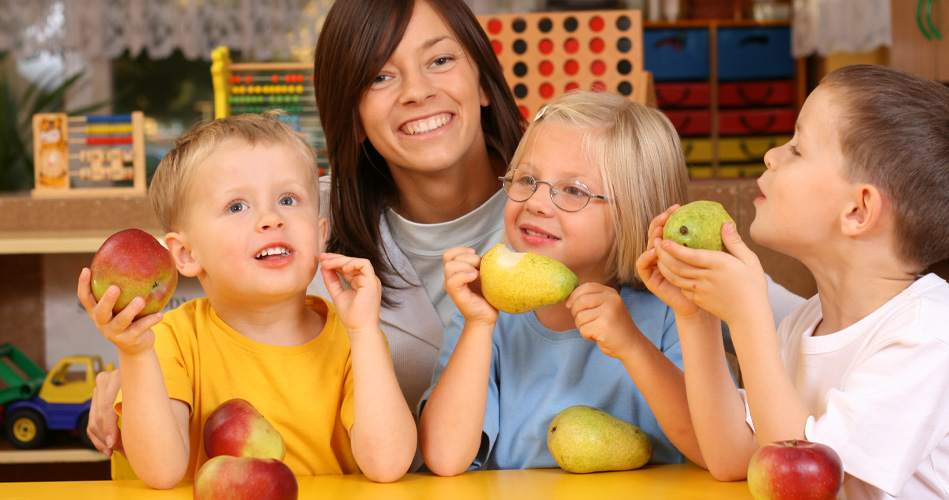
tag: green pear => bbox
[480,244,579,314]
[662,200,735,251]
[547,405,653,473]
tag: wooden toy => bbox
[210,46,329,174]
[32,112,146,198]
[476,10,653,120]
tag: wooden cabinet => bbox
[891,0,949,82]
[645,20,805,178]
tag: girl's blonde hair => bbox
[510,91,689,288]
[149,110,319,232]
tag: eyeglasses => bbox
[499,169,613,212]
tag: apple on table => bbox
[194,455,297,500]
[204,398,286,460]
[747,439,844,500]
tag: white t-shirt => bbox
[384,189,507,325]
[742,273,949,499]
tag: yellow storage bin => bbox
[718,135,790,163]
[681,138,714,164]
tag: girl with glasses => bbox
[419,90,706,474]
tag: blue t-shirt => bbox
[419,286,685,470]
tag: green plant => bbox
[0,54,107,192]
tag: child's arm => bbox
[319,253,416,483]
[636,209,758,479]
[565,282,704,466]
[650,220,810,476]
[77,268,190,489]
[418,247,499,477]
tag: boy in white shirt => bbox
[638,64,949,499]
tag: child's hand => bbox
[443,246,498,326]
[566,283,639,359]
[637,206,706,320]
[77,268,162,356]
[319,253,382,335]
[654,221,769,326]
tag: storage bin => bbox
[719,108,796,135]
[717,26,793,81]
[644,28,710,81]
[719,80,795,107]
[718,135,791,162]
[681,137,714,164]
[656,81,711,108]
[663,109,711,136]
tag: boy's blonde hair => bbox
[509,90,690,288]
[820,65,949,270]
[149,110,320,232]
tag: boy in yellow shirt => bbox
[78,111,416,488]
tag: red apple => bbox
[205,399,286,460]
[194,455,297,500]
[90,228,178,319]
[747,439,844,500]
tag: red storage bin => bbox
[718,108,796,135]
[663,109,711,136]
[656,82,711,108]
[719,80,795,108]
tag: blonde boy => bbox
[78,111,416,488]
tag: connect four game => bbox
[477,10,651,121]
[210,46,329,174]
[32,112,146,198]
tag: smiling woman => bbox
[309,0,526,414]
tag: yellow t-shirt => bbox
[115,296,358,480]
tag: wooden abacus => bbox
[477,10,654,121]
[210,46,329,174]
[31,112,146,199]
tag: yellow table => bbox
[0,463,750,499]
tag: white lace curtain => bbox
[0,0,334,62]
[792,0,892,57]
[0,0,540,63]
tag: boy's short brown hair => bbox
[820,65,949,270]
[149,110,319,232]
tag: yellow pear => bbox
[547,405,653,473]
[662,200,735,251]
[479,244,579,314]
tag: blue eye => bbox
[279,196,298,206]
[228,202,249,213]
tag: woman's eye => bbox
[433,56,454,66]
[279,196,298,206]
[562,185,586,197]
[372,74,392,84]
[228,202,249,213]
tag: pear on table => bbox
[547,405,653,473]
[479,244,579,314]
[662,200,735,252]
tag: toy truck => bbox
[2,343,114,449]
[0,343,46,407]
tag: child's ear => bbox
[841,185,884,237]
[164,232,203,278]
[317,216,328,253]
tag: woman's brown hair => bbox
[313,0,525,304]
